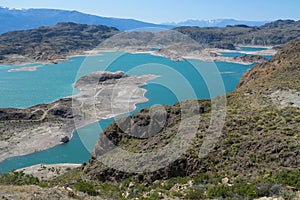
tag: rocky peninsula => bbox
[0,71,158,163]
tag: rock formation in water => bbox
[233,55,268,63]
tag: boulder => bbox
[60,136,70,143]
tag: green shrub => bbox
[207,184,233,198]
[161,177,189,190]
[185,188,205,199]
[148,191,162,200]
[170,190,183,197]
[234,183,258,198]
[280,189,297,200]
[193,173,212,184]
[274,169,300,190]
[100,182,121,198]
[74,181,98,196]
[0,171,40,185]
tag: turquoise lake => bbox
[220,52,273,59]
[0,52,255,173]
[220,46,272,59]
[239,46,268,52]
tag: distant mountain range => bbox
[0,7,287,35]
[164,19,270,27]
[0,7,171,34]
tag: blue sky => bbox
[0,0,299,23]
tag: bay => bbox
[0,52,254,173]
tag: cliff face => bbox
[0,22,119,63]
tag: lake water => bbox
[220,52,247,58]
[0,52,254,173]
[239,46,268,52]
[220,52,273,60]
[220,46,273,59]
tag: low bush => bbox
[0,171,40,185]
[74,181,98,196]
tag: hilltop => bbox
[0,22,119,64]
[174,20,300,48]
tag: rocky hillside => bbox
[238,38,300,89]
[174,20,300,48]
[234,38,300,109]
[70,39,299,199]
[0,39,299,199]
[0,22,119,63]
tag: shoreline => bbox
[0,45,276,67]
[99,47,275,65]
[0,46,273,171]
[0,50,102,66]
[0,73,159,171]
[236,45,273,48]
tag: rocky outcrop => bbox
[155,49,184,61]
[75,71,128,87]
[60,136,70,143]
[214,43,236,50]
[86,100,211,182]
[233,55,268,64]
